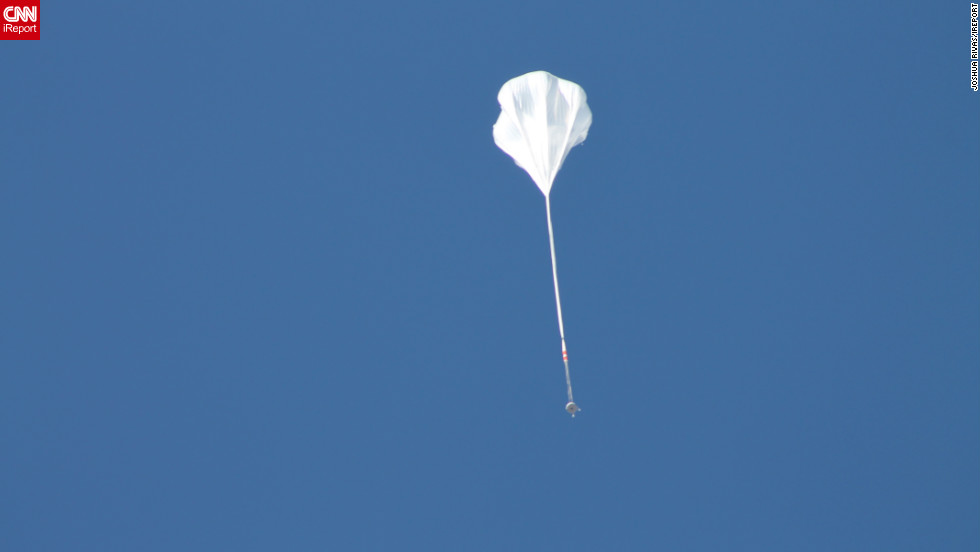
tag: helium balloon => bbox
[493,71,592,197]
[493,71,592,417]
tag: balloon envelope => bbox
[493,71,592,196]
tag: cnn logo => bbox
[3,5,35,22]
[1,1,38,39]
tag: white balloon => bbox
[493,71,593,416]
[493,71,592,197]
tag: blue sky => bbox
[2,1,978,550]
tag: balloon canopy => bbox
[493,71,592,197]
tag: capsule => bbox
[565,401,579,417]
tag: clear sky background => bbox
[3,1,978,550]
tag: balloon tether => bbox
[546,194,577,417]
